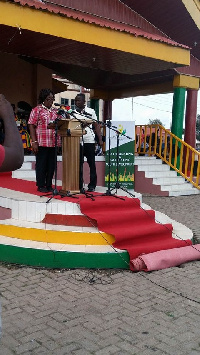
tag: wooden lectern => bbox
[56,118,90,193]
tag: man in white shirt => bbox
[74,93,103,192]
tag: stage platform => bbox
[0,174,193,269]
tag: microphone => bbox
[54,105,97,122]
[54,104,74,118]
[54,103,73,113]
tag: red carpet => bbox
[0,172,60,197]
[131,244,200,271]
[79,196,192,266]
[0,172,81,202]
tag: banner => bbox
[105,121,135,189]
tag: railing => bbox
[135,124,200,190]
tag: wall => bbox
[32,157,105,187]
[34,64,53,107]
[0,53,53,107]
[0,52,33,107]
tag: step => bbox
[20,162,32,170]
[24,155,36,162]
[161,183,196,192]
[0,234,129,269]
[135,157,158,161]
[137,164,171,172]
[136,156,200,196]
[12,170,35,179]
[24,155,63,162]
[153,176,186,185]
[0,218,115,246]
[169,189,200,196]
[135,158,163,165]
[145,171,177,178]
[0,235,122,253]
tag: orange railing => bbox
[135,124,200,190]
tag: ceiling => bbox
[0,23,184,93]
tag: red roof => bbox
[12,0,188,49]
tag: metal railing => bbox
[135,124,200,190]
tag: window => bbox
[71,99,76,110]
[70,99,90,110]
[61,98,69,106]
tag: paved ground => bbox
[1,194,200,355]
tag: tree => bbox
[148,118,163,126]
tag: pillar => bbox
[103,100,112,122]
[183,89,198,174]
[171,87,186,138]
[171,87,186,169]
[184,89,198,148]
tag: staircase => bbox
[135,156,200,196]
[12,158,35,179]
[14,156,200,197]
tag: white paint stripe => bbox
[0,235,124,253]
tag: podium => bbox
[56,118,90,193]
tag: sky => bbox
[112,91,200,128]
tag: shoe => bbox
[87,187,95,192]
[37,187,48,193]
[47,187,54,192]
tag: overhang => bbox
[0,0,190,92]
[121,0,200,61]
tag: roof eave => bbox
[0,1,190,67]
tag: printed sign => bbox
[105,121,135,190]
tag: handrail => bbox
[135,124,200,190]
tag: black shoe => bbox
[88,187,95,192]
[47,187,54,192]
[37,187,48,193]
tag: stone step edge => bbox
[160,184,195,191]
[169,190,200,197]
[0,234,122,252]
